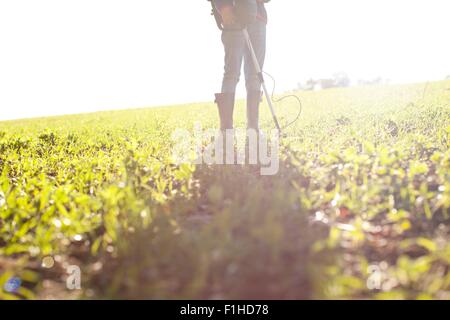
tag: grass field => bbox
[0,81,449,299]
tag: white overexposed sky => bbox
[0,0,449,121]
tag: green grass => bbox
[0,81,449,299]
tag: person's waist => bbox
[216,1,268,23]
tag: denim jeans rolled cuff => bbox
[220,20,266,94]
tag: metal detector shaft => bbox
[242,28,281,132]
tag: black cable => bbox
[263,71,303,130]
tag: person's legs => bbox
[215,29,246,131]
[244,20,266,130]
[215,28,247,163]
[244,20,266,93]
[221,30,246,94]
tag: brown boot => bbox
[214,93,235,164]
[214,92,235,130]
[247,90,262,130]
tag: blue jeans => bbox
[221,20,266,93]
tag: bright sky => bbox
[0,0,449,121]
